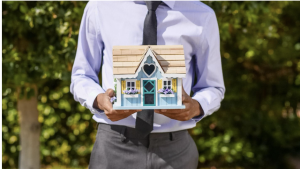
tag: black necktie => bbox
[135,1,161,137]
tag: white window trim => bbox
[159,78,175,97]
[125,79,137,90]
[114,78,121,106]
[162,79,172,90]
[160,78,172,89]
[177,78,182,106]
[123,79,139,98]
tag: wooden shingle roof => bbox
[112,45,186,75]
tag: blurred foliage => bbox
[2,1,94,168]
[2,1,300,169]
[192,1,300,169]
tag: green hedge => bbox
[2,1,300,168]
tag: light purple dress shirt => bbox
[70,1,225,133]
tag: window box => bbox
[124,94,139,98]
[158,88,175,97]
[123,88,139,94]
[160,94,175,97]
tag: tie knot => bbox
[146,1,162,11]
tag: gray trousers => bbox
[89,123,199,169]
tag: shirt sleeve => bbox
[191,11,225,122]
[70,3,105,115]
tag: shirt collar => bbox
[162,1,175,9]
[134,1,175,10]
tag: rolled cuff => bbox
[191,95,209,122]
[86,89,105,115]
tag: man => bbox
[70,1,225,169]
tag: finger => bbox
[115,109,141,114]
[156,109,182,114]
[105,88,115,97]
[122,110,135,114]
[182,86,188,95]
[167,109,183,113]
[102,99,113,113]
[182,94,188,102]
[154,109,161,113]
[114,110,138,120]
[157,113,178,120]
[158,112,188,121]
[182,95,187,102]
[183,102,190,111]
[181,86,190,102]
[105,108,138,122]
[126,110,141,114]
[181,85,186,94]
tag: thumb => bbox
[182,86,188,101]
[105,88,115,97]
[182,86,188,96]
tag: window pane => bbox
[168,81,171,85]
[168,86,171,89]
[131,82,135,87]
[127,82,130,87]
[131,88,135,90]
[164,81,166,85]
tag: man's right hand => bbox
[93,88,141,122]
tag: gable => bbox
[112,45,186,77]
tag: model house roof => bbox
[112,45,186,76]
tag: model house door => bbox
[143,80,156,106]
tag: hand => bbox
[154,87,203,121]
[93,89,142,122]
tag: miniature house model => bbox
[112,45,186,110]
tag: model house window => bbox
[126,81,135,90]
[163,79,172,89]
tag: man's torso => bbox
[87,1,214,132]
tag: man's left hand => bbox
[154,87,204,121]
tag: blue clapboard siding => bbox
[121,94,141,107]
[157,94,177,106]
[159,94,167,106]
[160,96,177,106]
[126,98,139,106]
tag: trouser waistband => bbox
[96,123,188,141]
